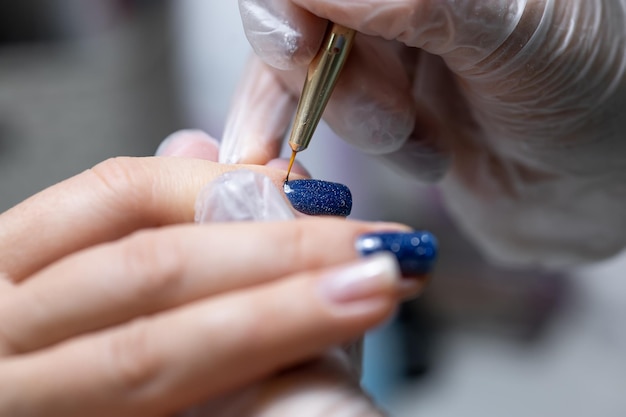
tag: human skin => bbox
[0,132,422,416]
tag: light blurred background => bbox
[2,1,626,416]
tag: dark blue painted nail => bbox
[355,231,438,275]
[283,179,352,217]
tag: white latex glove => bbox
[223,0,626,268]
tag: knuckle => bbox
[119,231,186,300]
[90,157,138,192]
[0,325,20,356]
[229,313,261,347]
[0,292,29,356]
[89,157,151,214]
[204,303,264,352]
[105,320,160,391]
[286,218,346,268]
[284,221,310,268]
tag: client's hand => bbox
[0,132,412,416]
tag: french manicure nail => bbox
[319,253,400,305]
[283,179,352,217]
[355,231,438,276]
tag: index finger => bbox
[0,157,296,282]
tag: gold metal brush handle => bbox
[288,23,356,153]
[284,23,355,181]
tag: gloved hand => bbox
[223,0,626,267]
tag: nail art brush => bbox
[285,22,356,181]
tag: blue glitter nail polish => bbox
[355,231,438,275]
[283,179,352,217]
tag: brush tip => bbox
[285,150,297,182]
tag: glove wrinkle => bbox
[235,0,626,266]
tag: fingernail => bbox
[155,130,220,160]
[319,253,400,305]
[355,231,438,276]
[283,179,352,217]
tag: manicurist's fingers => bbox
[265,34,418,156]
[154,128,311,176]
[289,0,535,65]
[317,36,417,155]
[220,55,297,164]
[155,130,221,161]
[0,253,400,417]
[239,0,327,70]
[0,219,410,355]
[0,157,301,282]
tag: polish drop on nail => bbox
[355,231,438,276]
[283,179,352,217]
